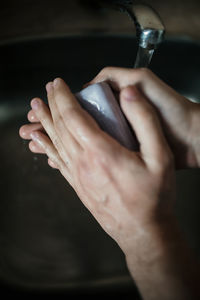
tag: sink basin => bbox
[0,35,200,297]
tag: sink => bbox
[0,35,200,297]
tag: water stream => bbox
[134,46,155,68]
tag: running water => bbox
[134,46,155,68]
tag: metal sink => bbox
[0,35,200,297]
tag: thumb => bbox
[120,85,173,169]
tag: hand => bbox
[19,78,175,249]
[19,78,200,300]
[87,67,200,169]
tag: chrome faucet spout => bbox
[96,1,165,68]
[131,4,165,50]
[120,3,165,67]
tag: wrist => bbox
[123,215,188,287]
[121,213,178,259]
[123,215,199,300]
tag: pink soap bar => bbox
[75,82,139,151]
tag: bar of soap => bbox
[75,82,139,151]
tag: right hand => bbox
[87,67,200,169]
[19,78,176,251]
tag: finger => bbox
[29,140,46,154]
[120,86,173,169]
[50,78,106,150]
[46,80,82,156]
[48,158,58,169]
[88,67,186,115]
[30,97,69,162]
[19,123,43,140]
[30,130,70,176]
[27,110,39,123]
[86,67,137,91]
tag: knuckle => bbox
[54,77,62,82]
[137,67,152,79]
[100,66,115,75]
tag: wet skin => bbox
[20,67,200,169]
[19,68,200,300]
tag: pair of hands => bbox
[19,67,199,253]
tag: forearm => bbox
[123,217,200,300]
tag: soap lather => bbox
[75,82,139,151]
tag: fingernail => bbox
[20,129,26,137]
[31,98,40,110]
[122,86,139,101]
[53,78,61,87]
[46,82,53,93]
[31,143,37,151]
[30,114,35,121]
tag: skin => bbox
[87,67,200,169]
[19,68,200,299]
[20,67,200,169]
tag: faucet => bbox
[97,0,165,67]
[124,3,165,67]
